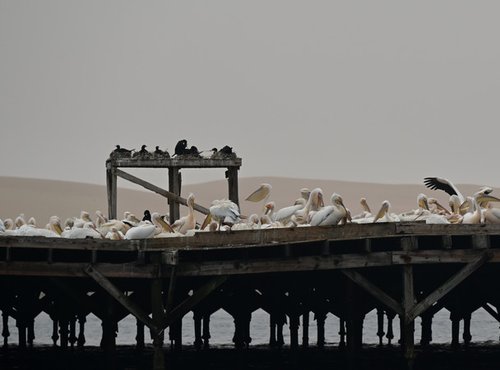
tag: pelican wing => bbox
[310,206,334,226]
[245,184,271,202]
[423,177,464,200]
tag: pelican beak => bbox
[52,223,63,235]
[157,217,174,233]
[373,207,386,223]
[459,200,471,215]
[435,201,451,215]
[201,213,212,230]
[318,193,324,208]
[245,185,270,202]
[476,194,500,204]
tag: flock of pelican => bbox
[2,177,500,240]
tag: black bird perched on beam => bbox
[154,146,170,158]
[133,144,150,158]
[111,145,133,158]
[174,140,188,156]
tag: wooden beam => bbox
[109,157,242,169]
[482,303,500,322]
[115,168,210,215]
[341,270,403,316]
[84,265,159,332]
[407,251,493,321]
[168,167,182,222]
[160,276,227,330]
[106,162,117,220]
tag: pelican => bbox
[151,212,174,234]
[105,227,124,240]
[14,218,61,237]
[427,198,450,215]
[461,196,482,224]
[310,193,347,226]
[98,219,132,236]
[352,198,372,220]
[95,211,108,228]
[373,201,400,223]
[15,214,26,228]
[207,199,240,230]
[483,204,500,224]
[245,183,272,210]
[124,221,156,239]
[73,211,93,228]
[292,188,324,224]
[424,177,466,205]
[3,219,14,230]
[273,198,306,226]
[399,194,432,221]
[0,219,5,233]
[62,222,103,239]
[300,188,311,201]
[263,202,275,220]
[171,193,196,235]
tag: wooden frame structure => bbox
[105,156,242,222]
[3,223,500,369]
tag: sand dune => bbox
[0,176,494,225]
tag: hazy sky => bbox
[2,1,500,189]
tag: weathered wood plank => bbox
[0,249,499,278]
[2,223,500,252]
[108,157,242,168]
[407,251,493,320]
[115,168,210,215]
[341,269,403,316]
[84,265,159,332]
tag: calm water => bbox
[6,307,500,347]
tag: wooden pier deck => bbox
[2,223,500,369]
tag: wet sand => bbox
[2,343,500,370]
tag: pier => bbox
[2,223,500,369]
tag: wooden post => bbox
[27,318,35,347]
[106,161,117,220]
[51,317,59,346]
[289,313,299,350]
[16,318,26,349]
[420,312,433,347]
[463,313,472,346]
[226,167,239,207]
[339,318,346,348]
[386,312,395,345]
[316,311,326,348]
[193,313,202,350]
[2,311,9,348]
[450,310,460,349]
[402,264,415,366]
[77,315,86,348]
[151,278,165,370]
[202,314,211,349]
[69,318,77,348]
[135,319,145,351]
[269,314,276,347]
[302,312,309,348]
[168,167,181,223]
[376,308,385,346]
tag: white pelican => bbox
[73,211,93,228]
[171,193,197,235]
[95,211,108,228]
[124,221,156,239]
[14,218,61,237]
[105,227,124,240]
[399,194,432,221]
[373,201,400,223]
[62,222,103,239]
[273,198,306,226]
[0,219,5,233]
[351,198,372,220]
[310,193,347,226]
[483,204,500,224]
[300,188,311,201]
[98,219,132,236]
[231,214,261,230]
[427,198,450,215]
[292,188,324,225]
[425,214,451,224]
[27,217,37,227]
[15,214,26,228]
[461,196,482,224]
[263,202,275,219]
[424,177,466,205]
[3,219,14,230]
[245,183,272,211]
[151,212,181,237]
[208,199,240,230]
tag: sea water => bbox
[6,307,500,347]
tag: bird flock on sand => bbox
[1,177,500,240]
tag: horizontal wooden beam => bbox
[115,168,210,215]
[341,269,403,316]
[0,249,499,278]
[84,264,159,332]
[108,157,242,169]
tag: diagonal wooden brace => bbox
[341,269,403,316]
[406,251,492,321]
[84,264,159,333]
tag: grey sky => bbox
[1,1,500,189]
